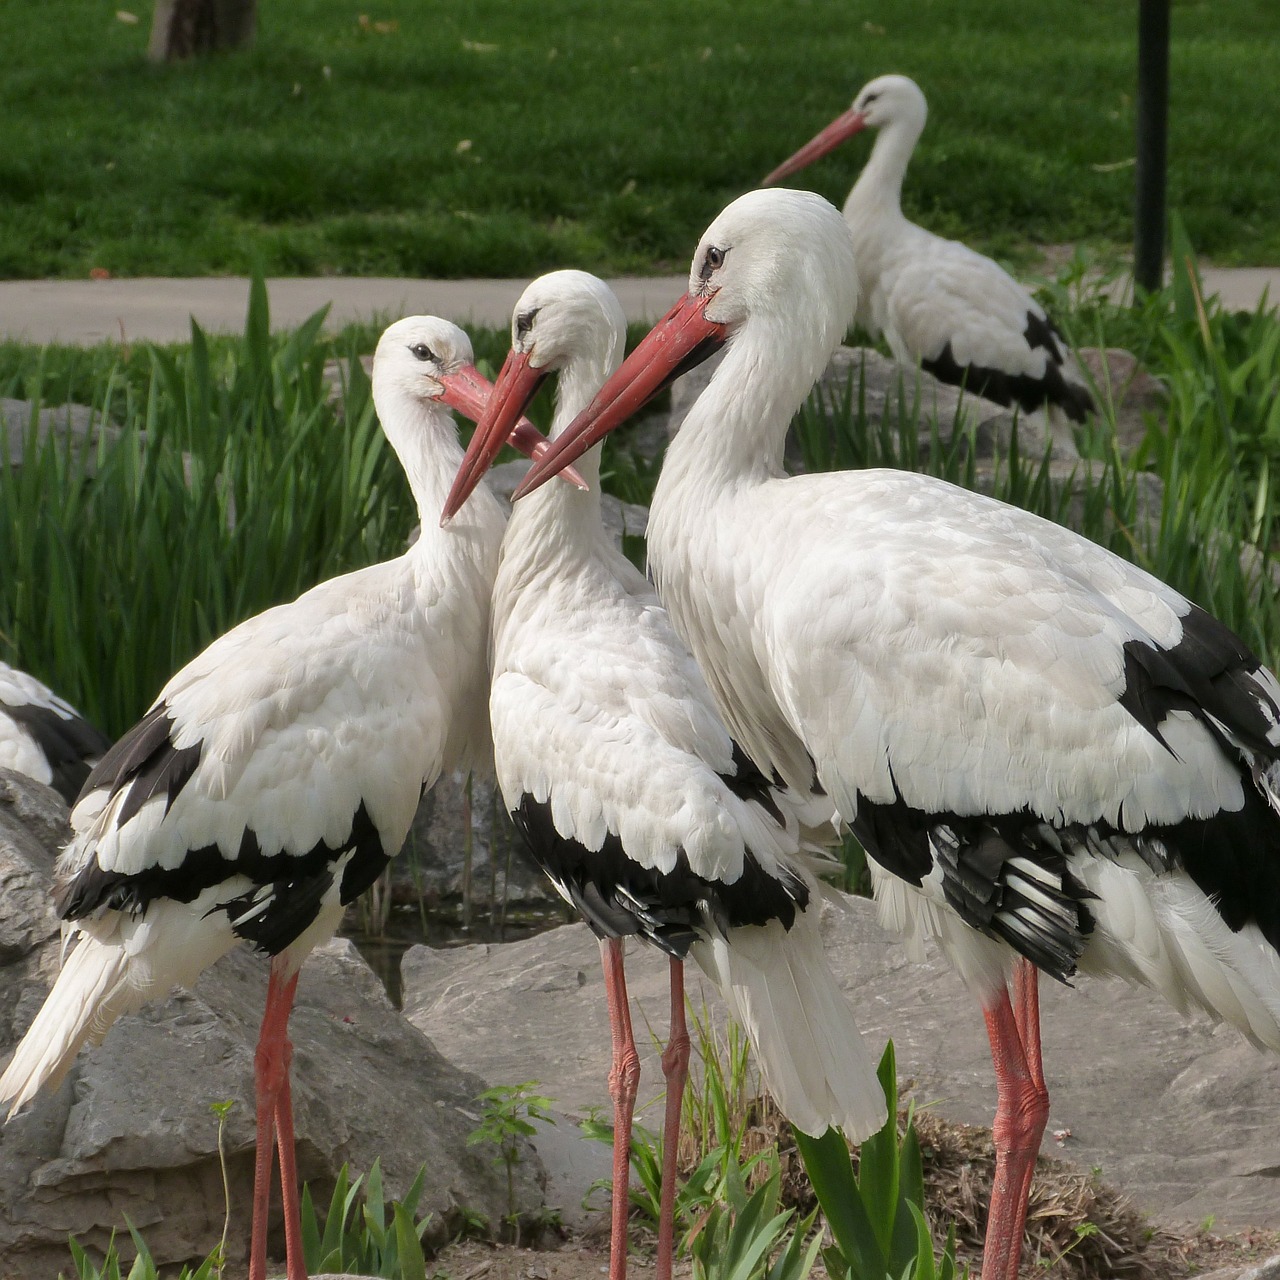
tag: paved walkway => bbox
[0,266,1275,346]
[0,276,690,346]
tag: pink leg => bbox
[249,1035,277,1280]
[600,938,641,1280]
[980,961,1050,1280]
[1011,958,1046,1097]
[274,1050,307,1280]
[656,958,690,1280]
[250,957,304,1280]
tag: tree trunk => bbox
[148,0,256,62]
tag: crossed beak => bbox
[437,362,586,524]
[511,290,728,502]
[761,106,867,187]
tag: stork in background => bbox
[513,188,1280,1280]
[764,74,1095,447]
[0,661,111,805]
[442,268,885,1280]
[0,317,568,1280]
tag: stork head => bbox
[442,271,621,521]
[373,315,485,415]
[507,269,627,409]
[512,188,856,500]
[762,72,927,186]
[372,315,583,495]
[850,74,927,133]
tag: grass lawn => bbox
[3,0,1278,279]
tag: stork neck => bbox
[655,316,820,508]
[513,356,607,542]
[844,116,920,222]
[374,385,504,551]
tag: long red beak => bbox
[442,350,550,523]
[436,363,585,522]
[761,106,867,186]
[512,290,728,502]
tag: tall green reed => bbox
[0,279,414,735]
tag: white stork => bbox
[512,189,1280,1280]
[442,269,884,1280]
[763,74,1095,438]
[0,316,565,1280]
[0,661,111,805]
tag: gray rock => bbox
[1077,346,1167,455]
[0,774,546,1278]
[401,902,1280,1234]
[1203,1258,1280,1280]
[0,398,119,475]
[0,771,66,1041]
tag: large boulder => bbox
[401,903,1280,1234]
[0,770,545,1278]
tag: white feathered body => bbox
[0,319,507,1112]
[486,271,886,1139]
[840,75,1093,426]
[643,193,1280,1053]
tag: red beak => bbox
[761,106,867,186]
[436,362,586,523]
[512,290,728,502]
[442,350,551,523]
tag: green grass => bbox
[3,0,1279,280]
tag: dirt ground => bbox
[425,1105,1280,1280]
[428,1225,1280,1280]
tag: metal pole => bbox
[1134,0,1171,295]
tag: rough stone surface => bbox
[1077,346,1167,455]
[0,398,117,473]
[0,771,67,1044]
[401,903,1280,1234]
[1201,1257,1280,1280]
[0,774,545,1279]
[402,924,722,1123]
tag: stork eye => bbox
[700,245,727,280]
[409,342,437,363]
[861,91,880,108]
[515,307,541,341]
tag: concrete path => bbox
[0,275,690,346]
[0,265,1275,346]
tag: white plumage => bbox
[764,74,1094,434]
[443,268,884,1280]
[0,661,110,804]
[513,188,1280,1280]
[0,316,512,1280]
